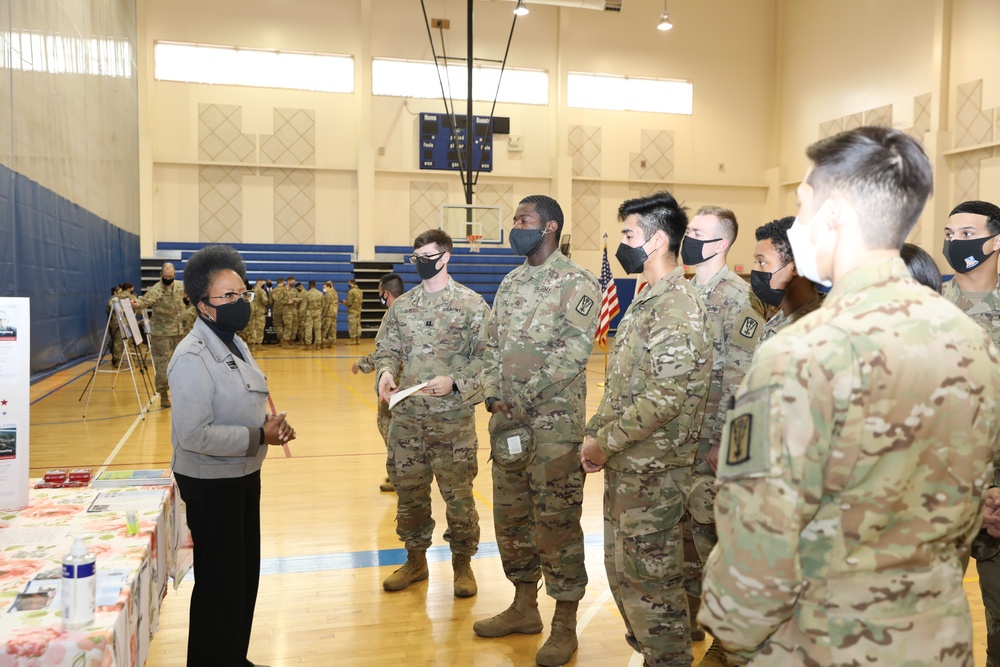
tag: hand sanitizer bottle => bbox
[62,536,96,627]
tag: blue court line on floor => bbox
[30,365,103,405]
[182,533,605,581]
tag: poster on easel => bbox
[115,298,143,345]
[0,298,30,510]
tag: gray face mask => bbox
[509,227,547,256]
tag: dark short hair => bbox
[519,195,564,238]
[120,282,134,292]
[308,280,316,288]
[695,206,739,244]
[183,245,248,304]
[754,216,796,264]
[379,272,406,298]
[949,200,1000,235]
[286,275,295,282]
[805,126,933,248]
[618,191,689,259]
[900,243,942,293]
[415,229,454,252]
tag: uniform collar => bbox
[513,250,562,280]
[692,264,733,291]
[825,257,909,303]
[635,266,685,305]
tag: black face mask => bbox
[750,267,789,308]
[615,242,648,275]
[416,258,444,281]
[509,227,547,256]
[162,277,174,286]
[943,234,1000,274]
[379,294,388,306]
[680,236,722,266]
[211,299,252,332]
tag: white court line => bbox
[94,411,146,477]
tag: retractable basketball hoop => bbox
[467,234,483,253]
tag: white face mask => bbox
[787,217,833,288]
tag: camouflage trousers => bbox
[491,440,587,601]
[975,539,1000,667]
[348,312,361,339]
[604,466,691,667]
[150,334,184,395]
[303,313,321,345]
[281,310,297,343]
[322,316,337,346]
[109,323,123,364]
[377,403,394,484]
[297,311,308,342]
[389,408,480,555]
[250,315,265,345]
[682,465,718,599]
[273,307,284,340]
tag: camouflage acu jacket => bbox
[586,266,712,473]
[481,251,599,443]
[374,277,490,416]
[701,258,1000,666]
[136,280,187,336]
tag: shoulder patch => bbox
[739,316,758,339]
[576,295,595,316]
[717,385,772,479]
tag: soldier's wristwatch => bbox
[485,397,500,412]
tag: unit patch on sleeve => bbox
[576,295,595,316]
[739,317,759,339]
[717,385,773,479]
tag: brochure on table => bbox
[0,297,29,510]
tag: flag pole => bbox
[597,232,609,389]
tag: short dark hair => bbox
[805,126,933,249]
[949,200,1000,235]
[618,191,689,259]
[183,245,248,304]
[754,216,796,264]
[379,272,405,298]
[695,206,739,244]
[900,243,942,293]
[519,195,564,238]
[308,280,316,288]
[286,275,295,282]
[414,229,454,252]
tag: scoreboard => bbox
[419,112,493,172]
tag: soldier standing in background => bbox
[679,205,763,664]
[250,278,268,352]
[279,276,300,348]
[375,230,489,598]
[321,281,339,348]
[295,281,308,345]
[474,195,599,667]
[750,217,822,344]
[582,191,713,667]
[270,278,286,343]
[352,272,406,492]
[132,262,186,408]
[304,280,323,350]
[700,127,1000,666]
[343,279,363,344]
[941,199,1000,667]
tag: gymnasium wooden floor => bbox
[29,341,992,666]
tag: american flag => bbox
[596,238,620,350]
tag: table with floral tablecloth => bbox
[0,482,192,667]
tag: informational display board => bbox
[0,298,30,509]
[113,298,143,344]
[418,112,493,172]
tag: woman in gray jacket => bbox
[168,245,295,667]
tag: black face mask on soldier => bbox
[750,266,790,308]
[162,277,174,286]
[943,234,1000,274]
[415,258,444,281]
[680,236,722,266]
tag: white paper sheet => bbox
[388,382,429,411]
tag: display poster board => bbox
[114,298,143,344]
[0,298,30,509]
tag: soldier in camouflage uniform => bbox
[679,206,763,661]
[245,279,267,352]
[475,195,599,667]
[582,191,713,667]
[343,279,363,344]
[133,263,186,408]
[294,282,308,344]
[352,273,405,492]
[180,296,197,336]
[303,280,323,350]
[321,281,339,348]
[106,283,129,365]
[700,127,1000,667]
[750,217,822,344]
[270,278,286,342]
[278,276,301,348]
[375,230,489,598]
[941,199,1000,667]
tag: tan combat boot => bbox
[382,550,428,591]
[379,479,395,492]
[473,582,543,637]
[697,638,732,667]
[535,600,579,666]
[689,594,706,641]
[453,553,477,597]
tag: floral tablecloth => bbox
[0,482,192,667]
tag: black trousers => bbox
[175,471,261,667]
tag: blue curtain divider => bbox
[0,163,139,375]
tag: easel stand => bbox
[79,298,153,418]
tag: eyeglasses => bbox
[203,291,255,304]
[408,251,446,265]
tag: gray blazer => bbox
[167,317,269,479]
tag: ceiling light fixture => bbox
[657,0,672,31]
[514,0,529,16]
